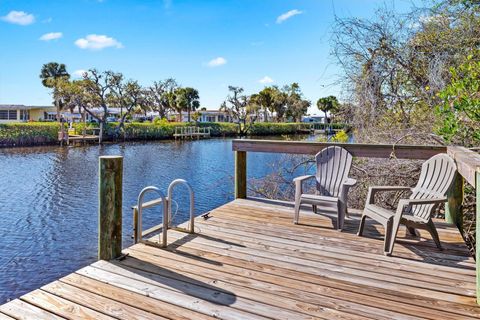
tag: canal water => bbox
[0,137,311,303]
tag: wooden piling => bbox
[98,155,123,260]
[235,151,247,199]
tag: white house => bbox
[0,105,57,123]
[168,110,232,123]
[301,115,326,123]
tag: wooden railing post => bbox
[98,155,123,260]
[476,170,480,304]
[235,151,247,199]
[445,172,464,230]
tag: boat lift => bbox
[133,179,195,248]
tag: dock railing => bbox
[174,126,211,139]
[232,139,480,303]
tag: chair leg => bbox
[406,226,419,237]
[357,214,367,236]
[312,205,317,214]
[426,219,443,250]
[294,198,301,224]
[337,201,344,230]
[383,219,393,254]
[386,215,402,256]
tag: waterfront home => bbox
[170,110,232,123]
[0,104,56,123]
[196,110,231,123]
[301,115,327,123]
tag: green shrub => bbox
[249,123,303,135]
[0,122,60,147]
[120,122,238,139]
[0,121,308,147]
[197,122,238,136]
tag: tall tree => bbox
[182,87,200,122]
[220,86,251,134]
[251,88,275,122]
[284,83,310,122]
[317,96,339,123]
[39,62,70,140]
[331,1,480,141]
[271,86,287,122]
[79,69,123,141]
[110,80,148,131]
[173,87,186,121]
[148,78,178,119]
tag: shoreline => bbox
[0,121,343,148]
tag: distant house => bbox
[301,115,326,123]
[0,105,57,123]
[197,110,231,123]
[169,110,232,123]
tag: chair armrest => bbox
[293,175,315,184]
[339,178,357,209]
[293,175,315,200]
[398,197,447,207]
[366,186,412,205]
[343,178,357,187]
[395,197,448,218]
[369,186,411,192]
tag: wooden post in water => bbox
[235,151,247,199]
[445,172,464,230]
[98,155,123,260]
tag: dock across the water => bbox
[1,198,478,319]
[58,128,101,145]
[174,126,211,140]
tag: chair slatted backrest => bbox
[315,146,353,197]
[410,154,457,221]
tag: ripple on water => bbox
[0,138,307,303]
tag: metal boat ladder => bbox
[133,179,195,248]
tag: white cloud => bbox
[259,76,274,84]
[207,57,227,67]
[74,34,123,50]
[42,17,52,23]
[276,9,303,24]
[72,70,88,78]
[251,41,264,47]
[1,10,35,25]
[39,32,63,41]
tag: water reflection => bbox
[0,137,292,302]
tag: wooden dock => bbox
[59,128,101,145]
[174,126,211,140]
[1,197,478,319]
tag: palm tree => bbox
[172,88,185,122]
[40,62,70,123]
[253,87,276,122]
[183,87,200,122]
[317,96,339,124]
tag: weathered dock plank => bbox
[1,198,479,319]
[0,299,65,319]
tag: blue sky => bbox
[0,0,414,114]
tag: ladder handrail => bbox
[136,186,168,247]
[167,179,195,233]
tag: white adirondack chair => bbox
[358,153,457,256]
[293,146,356,230]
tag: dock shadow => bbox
[143,231,245,267]
[168,232,246,249]
[105,256,237,306]
[342,218,474,269]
